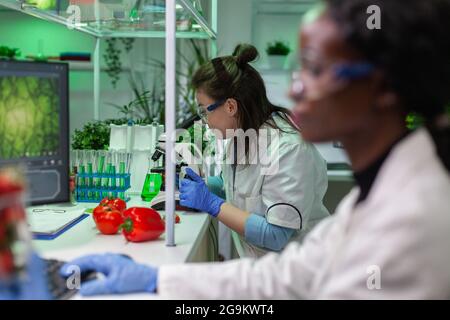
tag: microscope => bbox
[149,114,203,191]
[150,132,202,186]
[147,133,203,211]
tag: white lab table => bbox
[30,197,215,299]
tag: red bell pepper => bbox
[93,205,123,235]
[110,198,127,213]
[99,197,127,213]
[120,207,165,242]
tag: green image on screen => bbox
[0,76,60,160]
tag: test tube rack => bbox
[75,173,131,203]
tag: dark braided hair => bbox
[326,0,450,170]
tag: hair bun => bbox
[232,44,259,68]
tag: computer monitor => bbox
[0,60,69,205]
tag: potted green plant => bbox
[0,46,20,60]
[266,41,291,70]
[71,121,111,150]
[71,118,129,150]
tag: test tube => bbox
[126,152,133,200]
[118,152,126,200]
[93,150,100,201]
[85,150,96,200]
[102,151,112,199]
[127,152,133,175]
[77,150,86,200]
[70,149,78,175]
[96,150,106,200]
[110,151,117,198]
[69,149,78,203]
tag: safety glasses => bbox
[196,99,226,122]
[291,62,375,102]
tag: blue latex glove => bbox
[0,253,52,300]
[179,168,225,217]
[60,253,158,296]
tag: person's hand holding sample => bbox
[179,168,225,217]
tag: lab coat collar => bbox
[349,128,439,211]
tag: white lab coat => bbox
[221,115,329,257]
[158,129,450,299]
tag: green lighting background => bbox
[0,76,60,159]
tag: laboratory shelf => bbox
[0,0,216,39]
[254,0,317,16]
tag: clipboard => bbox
[32,213,90,240]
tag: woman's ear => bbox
[370,71,400,111]
[376,91,400,111]
[225,98,239,117]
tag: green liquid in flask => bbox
[141,173,162,202]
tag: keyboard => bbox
[44,259,97,300]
